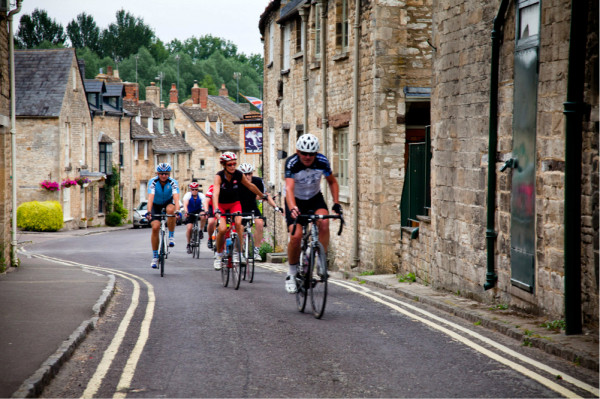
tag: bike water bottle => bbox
[226,237,232,255]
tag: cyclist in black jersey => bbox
[238,162,282,260]
[284,133,342,293]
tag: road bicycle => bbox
[188,212,204,259]
[215,213,242,290]
[291,211,344,319]
[239,212,265,284]
[151,210,176,277]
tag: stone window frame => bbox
[333,126,350,198]
[335,0,350,53]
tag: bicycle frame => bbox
[239,212,265,284]
[152,211,175,277]
[188,213,203,259]
[215,213,243,290]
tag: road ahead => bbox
[19,227,598,398]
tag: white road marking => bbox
[332,279,597,398]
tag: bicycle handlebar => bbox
[291,213,345,236]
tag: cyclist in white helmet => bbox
[284,133,342,293]
[147,163,180,269]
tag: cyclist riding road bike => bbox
[147,163,180,269]
[284,134,342,293]
[238,162,282,261]
[183,181,205,253]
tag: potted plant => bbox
[75,177,91,187]
[61,179,78,189]
[79,218,87,229]
[87,217,94,227]
[40,180,60,191]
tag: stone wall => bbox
[0,11,11,269]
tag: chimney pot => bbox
[169,83,178,105]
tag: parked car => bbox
[133,201,149,228]
[133,200,184,228]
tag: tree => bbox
[15,8,66,49]
[67,13,100,53]
[76,47,114,79]
[100,9,154,60]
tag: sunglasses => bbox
[244,172,253,176]
[299,151,316,157]
[226,162,237,167]
[191,189,198,191]
[158,172,170,176]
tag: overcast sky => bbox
[17,0,272,56]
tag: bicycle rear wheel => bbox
[245,234,255,283]
[221,257,230,287]
[309,242,327,318]
[231,236,242,290]
[159,230,166,277]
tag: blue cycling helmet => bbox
[156,163,172,173]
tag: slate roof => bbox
[178,105,240,152]
[105,83,124,97]
[130,121,156,140]
[208,95,249,119]
[259,0,282,34]
[278,0,308,23]
[84,80,105,94]
[152,128,194,154]
[15,48,76,117]
[178,107,219,123]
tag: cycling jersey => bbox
[239,176,264,214]
[284,153,332,200]
[148,176,180,205]
[184,193,204,214]
[216,169,244,204]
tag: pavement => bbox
[0,225,598,398]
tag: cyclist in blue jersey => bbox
[183,181,205,253]
[147,163,180,268]
[284,134,342,293]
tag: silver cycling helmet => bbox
[296,133,320,153]
[238,163,254,174]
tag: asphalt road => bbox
[20,227,598,398]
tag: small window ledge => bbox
[401,226,419,240]
[292,51,304,60]
[333,51,349,62]
[280,69,290,76]
[310,61,321,70]
[267,61,273,69]
[417,214,431,224]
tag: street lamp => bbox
[233,72,241,103]
[134,54,139,83]
[175,54,180,96]
[155,72,164,104]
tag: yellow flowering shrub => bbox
[17,201,63,232]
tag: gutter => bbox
[8,0,22,267]
[350,0,360,268]
[563,0,588,335]
[484,0,510,290]
[318,0,328,159]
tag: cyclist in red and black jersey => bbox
[212,152,266,270]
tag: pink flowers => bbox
[61,179,78,188]
[40,180,60,191]
[75,177,91,186]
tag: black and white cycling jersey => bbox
[284,153,333,200]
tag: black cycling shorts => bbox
[285,192,328,226]
[151,200,174,220]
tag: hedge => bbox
[17,201,63,232]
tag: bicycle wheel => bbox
[192,228,200,259]
[159,229,166,277]
[221,255,230,287]
[295,247,308,312]
[246,234,255,283]
[231,235,242,290]
[309,242,328,318]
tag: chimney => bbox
[169,83,178,105]
[199,87,208,109]
[123,82,139,105]
[146,82,160,106]
[107,65,113,76]
[219,83,228,97]
[191,80,200,106]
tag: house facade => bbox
[259,0,433,264]
[15,49,95,230]
[1,5,12,269]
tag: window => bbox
[144,141,148,160]
[217,121,223,134]
[170,119,174,133]
[269,21,275,64]
[315,3,322,57]
[148,116,153,133]
[336,0,349,51]
[205,118,210,134]
[134,141,139,160]
[65,122,71,167]
[119,142,124,167]
[333,127,349,188]
[159,118,164,133]
[87,93,98,107]
[98,187,105,213]
[283,24,291,71]
[518,1,540,40]
[200,159,205,169]
[99,143,113,174]
[82,123,86,165]
[295,16,303,53]
[63,187,71,220]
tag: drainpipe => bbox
[563,0,587,335]
[318,0,328,161]
[484,0,509,290]
[299,6,309,132]
[8,0,22,267]
[350,0,360,269]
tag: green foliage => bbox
[397,272,416,283]
[17,201,63,232]
[105,212,123,227]
[67,13,100,52]
[540,320,566,332]
[100,9,154,59]
[359,270,375,276]
[489,304,509,311]
[259,241,274,261]
[16,8,66,49]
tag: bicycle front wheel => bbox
[309,242,328,319]
[221,258,230,287]
[231,236,242,290]
[246,234,255,283]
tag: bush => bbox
[259,241,274,261]
[105,212,123,226]
[17,201,63,232]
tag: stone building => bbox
[14,49,94,230]
[259,0,433,265]
[399,0,598,330]
[0,4,13,269]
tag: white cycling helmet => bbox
[238,163,254,174]
[219,151,237,163]
[296,133,320,153]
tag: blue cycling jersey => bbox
[284,153,332,200]
[148,176,180,205]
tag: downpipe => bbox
[484,0,509,290]
[8,0,23,267]
[350,0,360,269]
